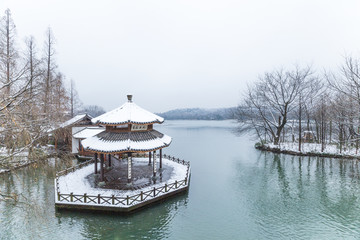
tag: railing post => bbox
[185,178,187,185]
[160,149,162,169]
[112,195,115,205]
[175,180,178,188]
[153,187,156,197]
[141,191,143,201]
[153,150,157,177]
[70,192,73,202]
[126,195,129,205]
[165,184,168,192]
[98,194,101,204]
[84,193,87,203]
[94,153,98,174]
[57,192,60,201]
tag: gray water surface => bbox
[1,120,360,239]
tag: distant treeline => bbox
[158,107,236,120]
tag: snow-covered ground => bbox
[56,157,189,207]
[265,142,360,157]
[0,148,30,173]
[0,146,53,174]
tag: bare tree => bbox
[236,66,316,145]
[69,79,82,118]
[326,56,360,152]
[327,56,360,106]
[24,36,42,98]
[0,9,31,153]
[295,72,323,151]
[0,11,74,169]
[0,9,17,96]
[81,105,105,117]
[43,27,56,114]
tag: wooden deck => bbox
[54,155,191,213]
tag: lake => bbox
[1,120,360,239]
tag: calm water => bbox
[1,120,360,239]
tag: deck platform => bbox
[90,156,174,190]
[55,155,190,213]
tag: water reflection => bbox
[236,152,360,239]
[0,156,189,240]
[0,158,75,239]
[56,195,188,240]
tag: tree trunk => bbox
[298,96,302,152]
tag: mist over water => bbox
[1,120,360,239]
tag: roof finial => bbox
[127,94,133,102]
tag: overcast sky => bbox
[1,0,360,112]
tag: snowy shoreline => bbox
[0,146,56,174]
[257,142,360,160]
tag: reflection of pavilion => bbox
[55,95,190,212]
[82,95,171,183]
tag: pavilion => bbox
[81,95,172,183]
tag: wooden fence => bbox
[55,155,190,207]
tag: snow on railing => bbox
[55,154,190,207]
[56,158,95,178]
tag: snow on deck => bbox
[56,157,189,207]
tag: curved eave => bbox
[82,141,172,154]
[81,133,172,154]
[93,119,164,126]
[73,137,86,140]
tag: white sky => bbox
[1,0,360,112]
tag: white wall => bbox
[71,127,86,154]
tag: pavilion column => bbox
[100,154,104,181]
[160,149,162,169]
[94,153,98,174]
[148,152,152,165]
[153,150,157,177]
[127,153,132,183]
[108,154,112,167]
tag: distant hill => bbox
[157,107,236,120]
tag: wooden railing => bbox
[55,155,190,207]
[56,158,95,177]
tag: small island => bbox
[235,64,360,161]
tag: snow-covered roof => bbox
[61,114,89,128]
[81,130,172,153]
[91,95,164,125]
[73,127,105,139]
[48,114,93,132]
